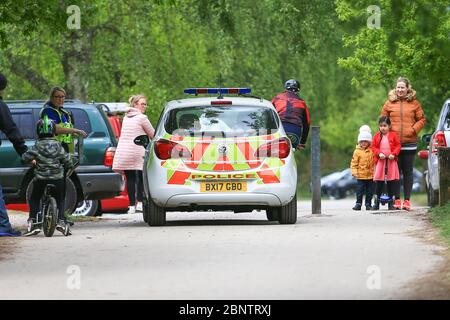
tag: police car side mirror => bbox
[134,135,150,148]
[421,134,431,144]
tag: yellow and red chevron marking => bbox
[167,171,191,185]
[255,162,281,184]
[213,155,235,171]
[235,141,261,168]
[257,170,280,184]
[160,133,285,184]
[183,141,211,169]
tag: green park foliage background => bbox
[1,0,449,190]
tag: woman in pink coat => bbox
[112,95,154,214]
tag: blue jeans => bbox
[0,184,13,233]
[282,122,302,149]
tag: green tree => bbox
[336,0,450,124]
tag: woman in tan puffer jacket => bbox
[380,77,426,210]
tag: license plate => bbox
[200,181,247,192]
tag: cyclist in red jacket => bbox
[272,79,311,150]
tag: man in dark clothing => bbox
[0,73,28,237]
[272,79,311,150]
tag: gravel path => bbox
[0,199,446,299]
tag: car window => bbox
[165,106,279,137]
[67,108,92,135]
[0,109,35,140]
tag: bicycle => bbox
[26,181,70,237]
[26,136,83,237]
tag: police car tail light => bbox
[155,139,192,160]
[211,100,232,105]
[431,131,447,154]
[254,138,290,159]
[104,147,116,167]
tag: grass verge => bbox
[429,203,450,245]
[412,192,428,206]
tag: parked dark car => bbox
[320,169,351,197]
[0,100,124,216]
[322,168,424,199]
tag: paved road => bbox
[0,199,445,299]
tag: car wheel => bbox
[142,198,149,223]
[427,182,439,207]
[26,178,77,216]
[330,188,343,200]
[266,208,279,221]
[328,188,337,199]
[278,193,297,224]
[72,200,99,217]
[148,198,166,226]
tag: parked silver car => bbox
[421,99,450,206]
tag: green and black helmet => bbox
[36,116,56,138]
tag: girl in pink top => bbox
[371,116,401,210]
[112,95,155,214]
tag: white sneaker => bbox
[127,206,136,214]
[136,202,143,212]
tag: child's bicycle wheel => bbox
[43,197,58,237]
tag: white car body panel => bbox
[427,99,450,191]
[142,96,298,212]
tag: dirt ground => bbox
[400,208,450,299]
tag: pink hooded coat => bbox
[112,108,154,171]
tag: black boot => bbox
[365,204,372,210]
[352,203,362,211]
[388,200,395,211]
[372,199,380,211]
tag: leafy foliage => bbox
[336,0,450,123]
[0,0,447,181]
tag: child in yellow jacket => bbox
[350,125,375,210]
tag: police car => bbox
[135,88,298,226]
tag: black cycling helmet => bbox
[284,79,300,92]
[36,116,56,138]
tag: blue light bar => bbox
[184,88,251,95]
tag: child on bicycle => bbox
[371,116,401,210]
[350,125,374,211]
[22,117,74,236]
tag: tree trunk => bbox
[62,31,90,102]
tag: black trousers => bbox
[355,179,374,206]
[398,150,415,200]
[29,179,66,220]
[375,180,400,201]
[124,170,143,206]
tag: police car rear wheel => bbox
[148,198,166,226]
[266,208,279,221]
[278,193,297,224]
[142,199,149,223]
